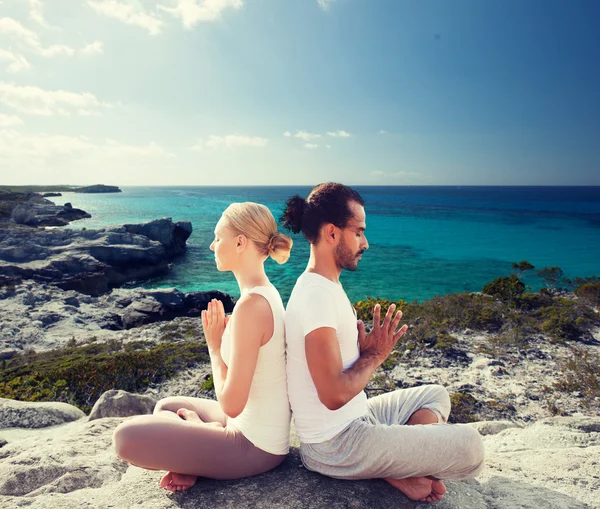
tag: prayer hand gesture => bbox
[357,304,408,364]
[201,299,229,353]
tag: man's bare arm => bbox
[305,304,407,410]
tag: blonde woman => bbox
[113,202,293,492]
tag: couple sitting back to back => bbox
[113,183,484,503]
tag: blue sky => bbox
[1,0,598,186]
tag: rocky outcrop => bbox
[0,409,596,508]
[88,391,156,421]
[41,193,62,198]
[0,282,235,353]
[0,399,85,429]
[0,192,91,227]
[0,218,193,295]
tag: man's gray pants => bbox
[299,385,485,480]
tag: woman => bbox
[113,202,293,492]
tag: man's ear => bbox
[325,224,336,244]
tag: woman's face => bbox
[209,217,239,272]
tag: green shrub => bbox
[536,298,597,342]
[575,281,600,309]
[355,297,407,322]
[482,275,525,302]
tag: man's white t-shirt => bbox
[285,272,368,444]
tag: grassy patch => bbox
[449,392,479,423]
[0,340,210,413]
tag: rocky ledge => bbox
[0,396,597,508]
[0,282,235,355]
[0,217,193,296]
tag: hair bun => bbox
[267,231,293,264]
[280,195,306,234]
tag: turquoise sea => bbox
[51,186,600,303]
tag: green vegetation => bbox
[355,297,407,321]
[554,347,600,407]
[482,275,525,302]
[0,340,210,413]
[357,266,600,372]
[449,392,479,423]
[200,374,215,391]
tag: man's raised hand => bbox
[357,303,408,364]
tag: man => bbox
[282,183,484,503]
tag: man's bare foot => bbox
[160,472,197,492]
[176,408,224,428]
[385,476,446,503]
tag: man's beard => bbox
[335,236,362,272]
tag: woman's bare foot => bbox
[176,408,224,427]
[385,476,446,503]
[160,472,198,492]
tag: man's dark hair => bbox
[280,182,364,244]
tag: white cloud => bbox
[304,143,319,149]
[28,0,52,28]
[317,0,336,11]
[283,130,291,137]
[379,130,388,135]
[326,130,350,138]
[325,144,331,149]
[0,49,31,73]
[159,0,244,29]
[88,1,164,35]
[190,134,268,151]
[0,113,23,127]
[294,130,321,141]
[38,44,76,57]
[0,17,39,47]
[0,82,111,116]
[0,129,173,164]
[80,41,104,56]
[0,17,80,57]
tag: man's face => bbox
[334,201,369,271]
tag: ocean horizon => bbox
[47,185,600,304]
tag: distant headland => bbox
[0,184,122,194]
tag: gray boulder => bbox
[88,390,157,421]
[0,399,85,429]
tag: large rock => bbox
[0,416,597,508]
[0,399,85,429]
[121,288,235,329]
[88,390,157,421]
[0,217,193,295]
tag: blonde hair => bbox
[222,202,293,264]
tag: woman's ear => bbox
[236,234,247,253]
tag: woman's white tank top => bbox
[220,285,291,455]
